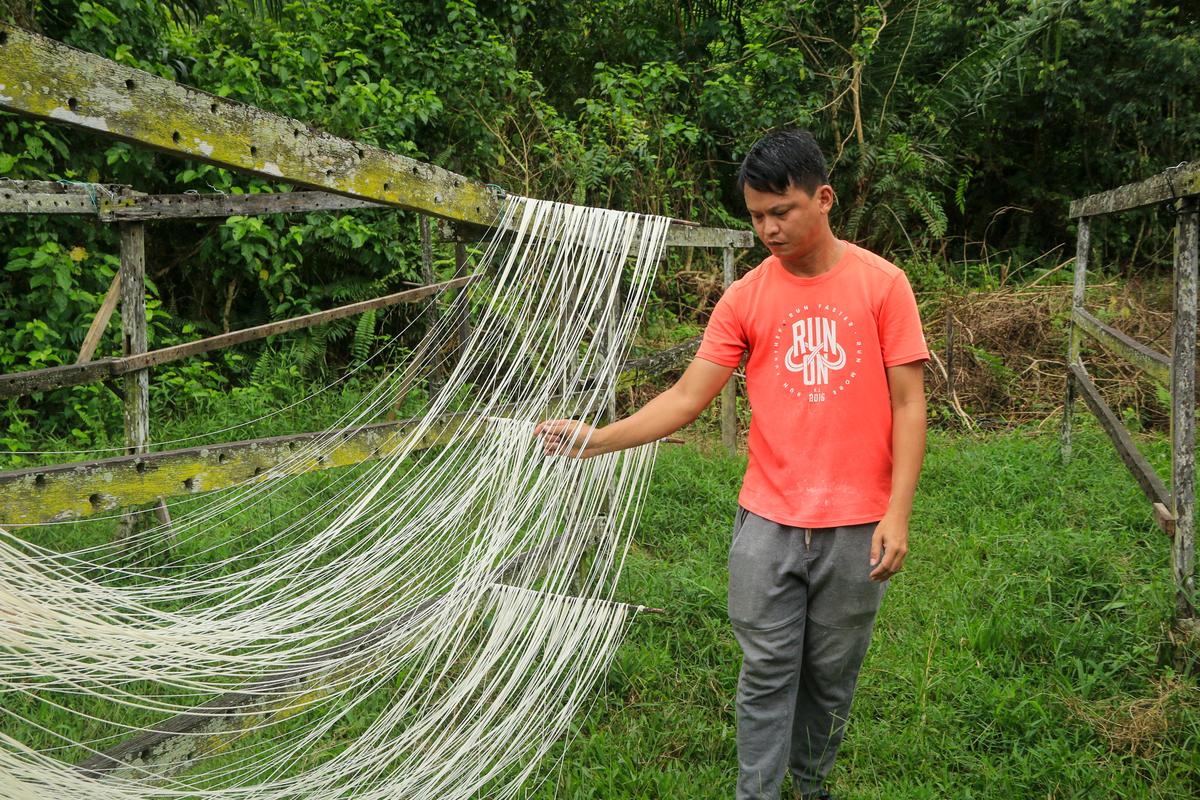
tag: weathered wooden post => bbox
[721,246,737,455]
[1060,217,1091,463]
[418,215,444,398]
[453,242,472,366]
[119,223,149,455]
[1172,197,1198,625]
[116,222,155,547]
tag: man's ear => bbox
[818,184,836,213]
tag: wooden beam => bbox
[0,178,134,214]
[1069,361,1173,531]
[76,272,121,363]
[75,522,600,780]
[450,218,755,250]
[0,26,752,249]
[0,337,694,526]
[0,276,476,398]
[0,26,501,225]
[123,276,475,372]
[617,335,701,380]
[1073,307,1170,385]
[0,411,471,526]
[664,223,754,249]
[1070,161,1200,218]
[97,191,385,221]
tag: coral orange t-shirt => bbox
[696,242,929,528]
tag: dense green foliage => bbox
[1,0,1198,444]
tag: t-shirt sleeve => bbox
[696,289,748,367]
[879,271,930,367]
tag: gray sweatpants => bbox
[727,507,886,800]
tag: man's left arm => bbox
[869,361,927,581]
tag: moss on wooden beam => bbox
[1072,308,1170,385]
[0,28,753,246]
[0,415,454,526]
[0,26,502,225]
[1070,161,1200,218]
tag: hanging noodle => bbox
[0,197,673,799]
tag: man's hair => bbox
[736,130,829,196]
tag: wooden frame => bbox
[0,23,762,783]
[1062,164,1199,627]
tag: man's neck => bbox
[778,235,845,278]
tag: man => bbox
[535,129,928,800]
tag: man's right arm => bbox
[534,357,736,458]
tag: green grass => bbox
[5,406,1200,798]
[527,424,1200,799]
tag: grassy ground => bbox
[529,423,1200,799]
[5,400,1199,797]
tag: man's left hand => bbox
[869,513,909,582]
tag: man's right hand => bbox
[533,419,601,458]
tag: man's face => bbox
[743,181,835,262]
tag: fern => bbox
[352,309,376,365]
[294,326,329,373]
[905,186,949,239]
[250,347,279,388]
